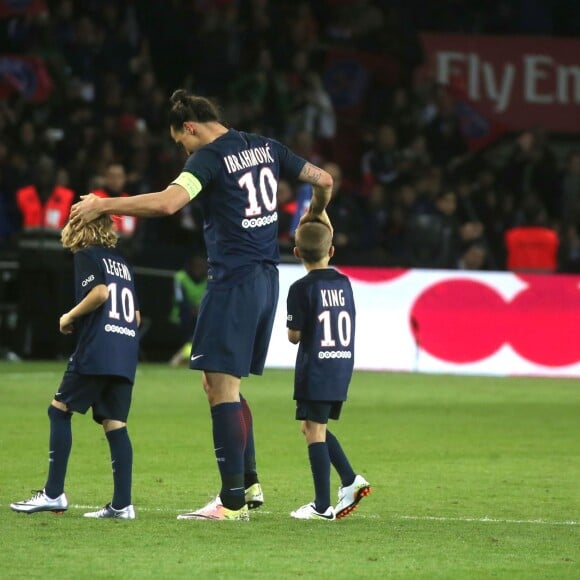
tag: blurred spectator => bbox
[399,133,430,177]
[92,163,138,237]
[168,254,208,367]
[560,150,580,227]
[276,179,297,249]
[559,223,580,273]
[228,47,290,136]
[289,72,336,141]
[15,156,74,231]
[324,162,365,260]
[361,124,401,193]
[424,87,467,168]
[387,87,418,146]
[405,189,479,269]
[501,130,559,216]
[360,183,390,263]
[0,186,20,246]
[290,130,325,167]
[458,241,488,270]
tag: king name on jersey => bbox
[320,288,346,307]
[102,258,132,281]
[223,146,275,174]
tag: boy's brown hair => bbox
[295,221,333,264]
[61,215,117,252]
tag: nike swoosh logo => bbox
[191,354,205,361]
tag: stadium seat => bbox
[505,226,559,273]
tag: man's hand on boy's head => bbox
[298,208,333,236]
[69,193,103,225]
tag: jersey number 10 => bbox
[107,282,136,324]
[239,168,277,217]
[318,310,352,347]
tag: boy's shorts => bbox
[295,400,343,424]
[190,263,279,377]
[55,371,133,424]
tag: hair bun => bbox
[170,89,189,106]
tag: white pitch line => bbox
[396,515,580,526]
[68,506,580,526]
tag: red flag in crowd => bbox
[0,55,53,102]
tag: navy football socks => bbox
[240,394,259,488]
[326,430,356,488]
[308,442,331,513]
[211,402,246,510]
[106,427,133,510]
[44,405,72,499]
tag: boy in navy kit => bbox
[10,215,140,519]
[71,90,333,520]
[287,221,371,520]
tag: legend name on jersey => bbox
[102,258,132,281]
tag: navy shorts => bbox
[295,400,343,424]
[55,371,133,424]
[190,264,279,377]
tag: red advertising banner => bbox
[420,33,580,133]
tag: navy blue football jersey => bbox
[182,129,306,287]
[68,246,139,382]
[287,268,356,401]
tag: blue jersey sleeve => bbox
[269,139,307,180]
[287,282,306,330]
[182,148,223,188]
[74,251,106,297]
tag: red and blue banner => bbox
[0,55,53,102]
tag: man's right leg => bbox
[178,371,248,521]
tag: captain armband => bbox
[171,172,203,200]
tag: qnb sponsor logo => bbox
[318,350,352,360]
[242,212,277,229]
[104,323,136,337]
[81,274,95,287]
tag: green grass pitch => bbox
[1,362,579,579]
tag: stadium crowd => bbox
[1,0,579,273]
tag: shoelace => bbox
[25,490,45,503]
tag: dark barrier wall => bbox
[1,235,182,362]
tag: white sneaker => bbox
[83,504,135,519]
[10,490,68,514]
[177,496,249,521]
[245,483,264,509]
[335,474,371,519]
[290,503,336,520]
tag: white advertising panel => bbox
[266,266,580,377]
